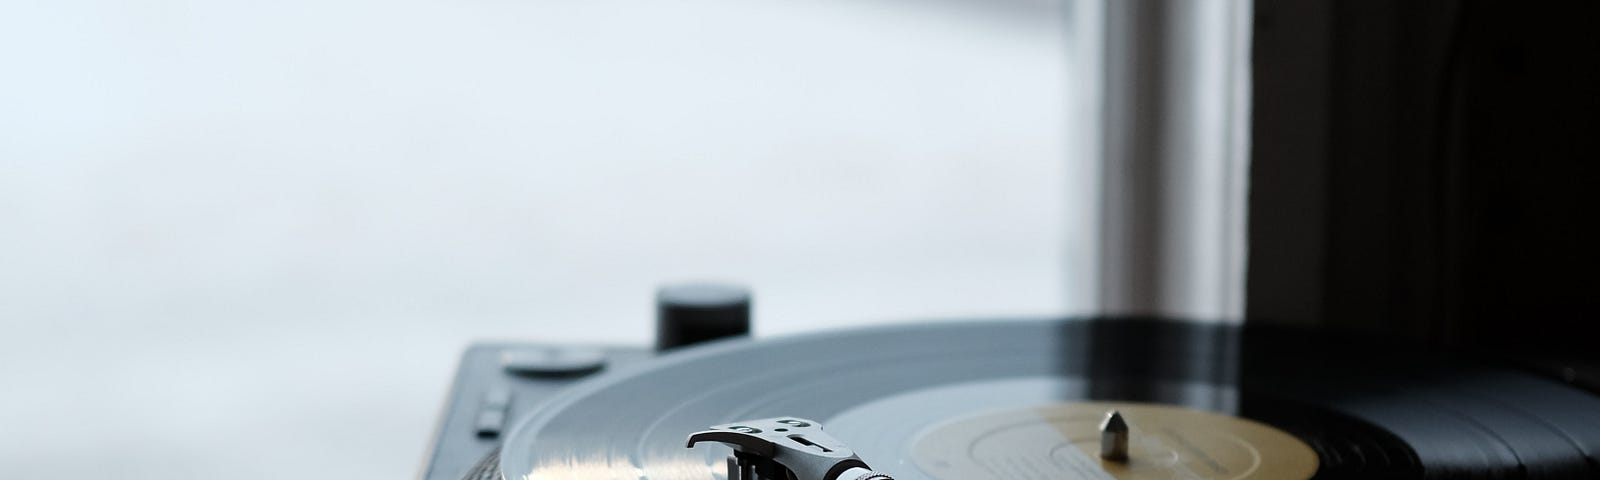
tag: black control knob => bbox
[655,282,751,351]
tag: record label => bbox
[910,402,1319,479]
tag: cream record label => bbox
[911,402,1318,479]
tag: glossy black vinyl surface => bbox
[499,319,1600,479]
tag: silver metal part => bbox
[1097,0,1253,320]
[836,467,893,480]
[1100,410,1130,462]
[686,417,892,480]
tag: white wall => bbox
[0,0,1083,478]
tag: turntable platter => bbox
[498,319,1600,479]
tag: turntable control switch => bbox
[656,282,751,351]
[473,388,512,438]
[500,347,607,377]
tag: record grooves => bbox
[1238,392,1421,479]
[490,319,1600,479]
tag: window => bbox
[0,1,1099,478]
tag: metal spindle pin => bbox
[1100,410,1130,462]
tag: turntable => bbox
[419,283,1600,480]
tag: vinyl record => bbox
[497,319,1600,479]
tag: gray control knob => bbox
[655,282,751,351]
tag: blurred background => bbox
[0,0,1102,478]
[13,1,1592,479]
